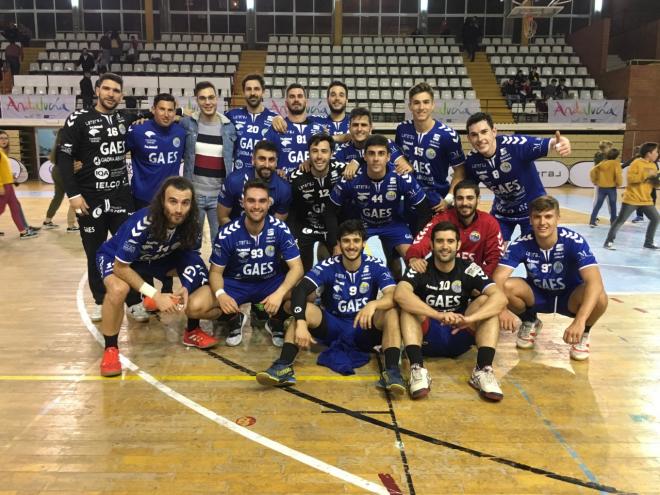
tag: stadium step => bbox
[231,50,268,108]
[463,52,514,124]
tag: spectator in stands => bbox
[110,31,123,63]
[80,72,94,109]
[501,77,517,107]
[97,48,111,74]
[2,23,19,43]
[438,18,451,36]
[542,78,557,101]
[589,147,622,227]
[514,69,526,87]
[518,77,532,110]
[555,77,569,99]
[462,17,480,62]
[17,23,31,47]
[529,66,541,89]
[99,31,112,70]
[4,40,23,78]
[126,35,140,63]
[77,48,96,73]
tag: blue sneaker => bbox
[256,361,296,387]
[377,367,406,397]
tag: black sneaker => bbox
[643,243,659,250]
[66,226,80,233]
[28,225,42,232]
[20,229,38,240]
[225,313,246,346]
[42,221,59,229]
[0,231,4,236]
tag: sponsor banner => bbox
[0,95,76,119]
[535,160,569,188]
[548,99,625,123]
[262,98,328,118]
[405,99,481,124]
[9,158,29,183]
[39,160,55,184]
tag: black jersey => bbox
[58,108,138,202]
[288,161,345,234]
[402,258,494,314]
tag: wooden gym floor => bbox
[1,184,658,494]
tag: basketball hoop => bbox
[509,1,571,42]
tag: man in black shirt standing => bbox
[58,72,139,321]
[394,221,507,401]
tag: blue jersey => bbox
[210,215,300,282]
[225,107,278,171]
[333,139,403,165]
[395,119,465,205]
[125,120,186,202]
[499,227,598,293]
[217,167,291,220]
[313,114,351,137]
[98,208,185,263]
[263,118,327,176]
[305,254,396,318]
[330,168,426,227]
[464,135,550,221]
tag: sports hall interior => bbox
[1,0,659,493]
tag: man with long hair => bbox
[95,176,218,377]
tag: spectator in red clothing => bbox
[405,179,504,276]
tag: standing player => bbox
[328,135,432,277]
[225,74,286,171]
[313,81,351,145]
[263,83,326,177]
[217,140,291,225]
[288,134,346,272]
[463,112,571,242]
[192,179,303,347]
[256,219,404,394]
[95,177,218,377]
[493,196,608,360]
[394,221,508,401]
[58,73,140,321]
[396,82,466,212]
[405,180,504,276]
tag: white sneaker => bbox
[516,318,543,349]
[409,364,431,400]
[469,366,504,401]
[127,303,150,322]
[603,241,616,250]
[265,318,288,347]
[570,333,590,361]
[225,313,246,347]
[89,304,103,322]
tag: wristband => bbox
[444,193,454,206]
[139,282,157,299]
[215,288,226,298]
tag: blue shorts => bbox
[497,217,532,242]
[531,285,577,318]
[96,250,209,293]
[421,319,475,358]
[224,274,285,306]
[367,222,413,255]
[314,310,382,351]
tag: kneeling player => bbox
[257,219,404,395]
[96,177,218,377]
[394,221,508,401]
[493,195,608,361]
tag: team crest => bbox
[451,280,462,293]
[173,137,181,147]
[553,261,563,273]
[359,282,370,294]
[426,148,437,159]
[500,162,512,173]
[265,245,275,257]
[385,190,397,201]
[118,124,126,135]
[469,230,481,242]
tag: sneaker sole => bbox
[516,340,535,349]
[128,314,150,322]
[100,368,121,377]
[468,379,504,402]
[387,383,406,397]
[255,372,295,387]
[570,351,590,361]
[183,339,218,350]
[410,388,430,400]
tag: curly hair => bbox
[148,176,200,250]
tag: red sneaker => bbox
[183,327,218,349]
[100,347,121,377]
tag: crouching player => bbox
[394,221,508,401]
[96,176,218,377]
[256,219,404,395]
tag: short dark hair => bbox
[529,195,560,214]
[364,134,389,153]
[243,177,270,197]
[153,93,175,106]
[194,80,216,96]
[308,133,334,151]
[98,72,123,90]
[431,221,460,241]
[253,139,278,156]
[466,112,494,132]
[454,179,480,197]
[286,83,306,97]
[242,73,265,91]
[337,219,367,242]
[349,107,372,125]
[606,148,620,160]
[408,81,434,101]
[327,80,348,98]
[640,142,658,159]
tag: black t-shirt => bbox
[402,258,494,314]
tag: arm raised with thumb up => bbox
[550,130,571,157]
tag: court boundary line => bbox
[76,273,388,495]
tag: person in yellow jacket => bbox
[604,142,659,250]
[0,131,38,239]
[589,148,623,227]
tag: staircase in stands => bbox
[230,50,267,109]
[463,52,513,124]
